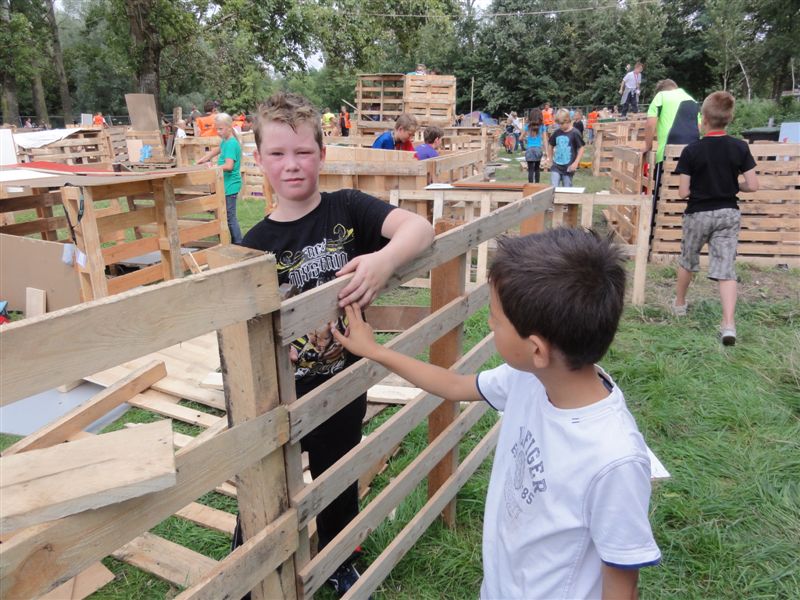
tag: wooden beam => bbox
[1,254,280,405]
[428,219,465,527]
[175,502,236,535]
[363,305,430,332]
[40,562,115,600]
[1,420,176,532]
[3,360,166,455]
[208,245,296,600]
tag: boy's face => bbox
[559,120,571,131]
[254,121,325,204]
[488,286,534,372]
[395,127,415,143]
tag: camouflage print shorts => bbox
[679,208,740,281]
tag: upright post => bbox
[153,178,183,281]
[428,218,466,527]
[520,183,549,236]
[207,245,299,600]
[62,185,108,300]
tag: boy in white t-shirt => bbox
[333,228,661,599]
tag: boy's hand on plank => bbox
[336,251,394,308]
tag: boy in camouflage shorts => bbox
[672,91,759,345]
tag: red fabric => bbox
[13,161,114,173]
[397,139,415,152]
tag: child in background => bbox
[372,113,418,151]
[672,91,758,346]
[415,126,444,160]
[174,119,187,139]
[523,108,548,184]
[238,92,434,596]
[587,107,599,143]
[548,108,585,187]
[322,107,336,136]
[573,109,585,139]
[333,228,661,600]
[197,112,243,244]
[339,105,351,137]
[542,102,554,131]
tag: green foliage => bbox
[727,98,800,137]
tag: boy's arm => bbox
[678,174,691,199]
[336,208,434,307]
[332,304,482,402]
[570,143,585,172]
[602,564,639,600]
[739,167,759,192]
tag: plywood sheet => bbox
[125,93,160,131]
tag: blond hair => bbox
[253,92,323,151]
[555,109,571,124]
[215,112,241,142]
[702,91,735,129]
[395,113,419,132]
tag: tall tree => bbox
[44,0,73,122]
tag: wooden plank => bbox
[111,532,218,588]
[40,562,115,600]
[363,305,430,332]
[1,254,280,405]
[278,188,554,345]
[343,420,500,600]
[427,219,465,527]
[3,360,166,455]
[288,283,490,443]
[25,287,47,317]
[175,502,236,535]
[95,206,156,236]
[208,245,297,600]
[0,420,176,532]
[127,389,221,428]
[0,406,289,599]
[175,510,298,600]
[299,350,494,597]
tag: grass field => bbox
[2,144,799,599]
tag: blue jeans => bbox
[550,170,573,187]
[513,133,523,152]
[226,193,242,244]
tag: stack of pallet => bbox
[15,129,114,169]
[354,73,456,131]
[651,143,800,267]
[591,120,650,176]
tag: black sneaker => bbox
[327,563,372,599]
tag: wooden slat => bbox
[0,406,289,599]
[111,532,218,588]
[3,360,166,455]
[1,421,176,531]
[175,510,298,600]
[175,502,236,535]
[299,336,495,597]
[288,283,490,443]
[345,420,500,599]
[40,562,115,600]
[127,389,221,428]
[1,255,280,405]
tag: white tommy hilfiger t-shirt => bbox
[477,364,661,600]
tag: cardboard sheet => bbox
[125,94,160,131]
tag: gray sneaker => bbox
[671,299,688,317]
[720,327,737,346]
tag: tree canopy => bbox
[1,0,798,125]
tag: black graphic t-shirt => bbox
[242,189,395,392]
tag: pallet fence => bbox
[15,129,115,169]
[0,186,554,600]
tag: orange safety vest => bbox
[340,111,351,129]
[588,111,599,129]
[93,115,105,126]
[195,114,219,137]
[543,109,554,126]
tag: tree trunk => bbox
[124,0,162,106]
[0,0,20,126]
[44,0,73,124]
[32,68,50,127]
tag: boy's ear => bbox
[528,334,551,369]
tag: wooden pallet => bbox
[57,168,230,300]
[354,73,456,129]
[16,129,114,169]
[652,143,800,266]
[592,120,649,176]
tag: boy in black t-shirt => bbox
[547,108,585,187]
[237,92,434,596]
[673,91,759,346]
